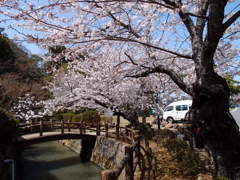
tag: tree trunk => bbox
[191,71,240,179]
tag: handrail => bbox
[17,119,104,137]
[101,136,141,180]
[17,119,133,139]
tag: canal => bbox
[20,141,101,180]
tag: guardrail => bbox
[17,119,136,143]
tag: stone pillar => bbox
[80,138,96,162]
[40,119,43,136]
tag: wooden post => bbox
[157,115,160,130]
[136,137,141,170]
[97,121,100,136]
[67,120,71,132]
[142,116,146,124]
[40,119,43,136]
[61,120,64,134]
[82,121,86,134]
[79,122,82,134]
[105,123,108,137]
[30,120,33,133]
[116,114,120,138]
[125,146,134,180]
[126,128,129,136]
[50,119,53,130]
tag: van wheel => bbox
[167,117,174,123]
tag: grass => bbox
[110,115,156,127]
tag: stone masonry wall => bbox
[91,136,129,180]
[59,136,129,180]
[59,139,82,154]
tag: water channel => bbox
[20,141,101,180]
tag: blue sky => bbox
[1,1,239,56]
[0,1,239,83]
[0,26,46,54]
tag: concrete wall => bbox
[59,139,82,154]
[91,136,129,180]
[59,136,129,180]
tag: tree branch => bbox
[163,0,197,39]
[195,0,209,40]
[106,36,192,59]
[92,98,109,109]
[127,65,193,95]
[223,10,240,32]
[124,52,150,69]
[108,12,141,38]
[178,10,196,39]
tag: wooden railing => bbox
[17,119,107,137]
[101,135,142,180]
[101,131,156,180]
[17,119,135,142]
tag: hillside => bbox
[0,34,48,109]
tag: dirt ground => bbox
[150,141,195,180]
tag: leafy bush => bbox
[0,36,15,62]
[214,177,231,180]
[82,110,100,125]
[0,108,18,145]
[54,110,101,126]
[61,112,75,121]
[72,114,83,122]
[0,108,18,180]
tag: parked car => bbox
[163,100,192,122]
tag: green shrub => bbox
[53,110,101,126]
[82,110,100,125]
[72,114,83,122]
[0,36,15,61]
[0,108,19,180]
[0,107,18,146]
[214,177,231,180]
[52,112,63,120]
[61,112,75,121]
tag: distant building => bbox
[231,107,240,128]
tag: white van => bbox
[163,100,192,122]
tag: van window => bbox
[164,106,173,112]
[176,105,188,111]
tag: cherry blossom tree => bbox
[47,51,172,126]
[11,94,45,122]
[1,0,240,177]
